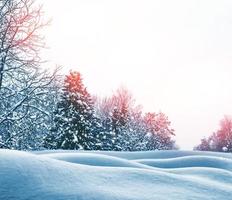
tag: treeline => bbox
[0,0,176,151]
[1,0,231,153]
[43,71,177,151]
[195,116,232,152]
[0,67,177,150]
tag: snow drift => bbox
[0,149,232,200]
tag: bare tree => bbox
[0,0,59,149]
[195,116,232,152]
[0,0,47,88]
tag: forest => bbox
[0,0,232,152]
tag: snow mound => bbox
[1,149,232,200]
[165,167,232,186]
[35,149,232,160]
[135,156,232,171]
[41,152,154,169]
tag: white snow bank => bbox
[165,167,232,186]
[135,155,232,171]
[1,149,232,200]
[35,149,232,160]
[41,152,154,169]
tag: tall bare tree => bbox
[0,0,59,149]
[0,0,47,88]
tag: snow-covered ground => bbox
[1,150,232,200]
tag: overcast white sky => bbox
[40,0,232,149]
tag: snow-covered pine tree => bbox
[121,107,148,151]
[95,115,115,150]
[93,97,117,150]
[111,106,127,150]
[46,71,101,150]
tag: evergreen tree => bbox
[121,107,147,151]
[111,88,131,150]
[111,106,127,150]
[97,115,115,150]
[93,97,117,150]
[46,71,100,150]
